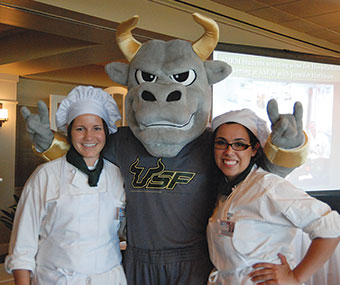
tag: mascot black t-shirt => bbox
[103,127,218,250]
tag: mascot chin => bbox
[22,13,308,284]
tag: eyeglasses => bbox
[213,140,252,151]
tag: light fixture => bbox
[0,103,9,127]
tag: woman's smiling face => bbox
[214,123,258,181]
[71,114,106,166]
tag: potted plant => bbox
[0,195,19,263]
[0,195,19,230]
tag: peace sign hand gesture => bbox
[21,100,54,152]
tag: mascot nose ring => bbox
[141,90,182,102]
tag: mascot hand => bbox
[21,100,54,152]
[267,99,304,149]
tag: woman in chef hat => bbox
[207,108,339,284]
[6,86,127,284]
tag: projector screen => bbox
[212,44,340,192]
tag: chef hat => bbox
[212,109,270,147]
[56,86,121,134]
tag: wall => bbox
[0,74,18,210]
[0,73,18,246]
[17,78,77,107]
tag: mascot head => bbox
[106,13,232,157]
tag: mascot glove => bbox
[21,100,54,152]
[267,99,305,149]
[264,131,308,168]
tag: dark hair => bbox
[67,118,109,146]
[244,126,265,168]
[212,122,265,168]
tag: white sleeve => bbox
[267,180,340,239]
[4,166,49,274]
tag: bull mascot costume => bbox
[22,13,307,284]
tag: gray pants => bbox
[124,242,213,285]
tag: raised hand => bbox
[248,253,300,285]
[267,99,304,149]
[21,100,54,152]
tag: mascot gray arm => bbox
[263,99,308,177]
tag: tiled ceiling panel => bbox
[306,11,340,28]
[247,7,298,22]
[212,0,266,11]
[212,0,340,46]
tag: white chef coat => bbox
[5,156,127,284]
[207,167,340,285]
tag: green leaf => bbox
[0,210,14,219]
[0,218,13,230]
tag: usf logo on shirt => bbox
[129,158,196,190]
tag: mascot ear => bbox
[204,60,232,85]
[105,62,129,86]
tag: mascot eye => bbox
[170,70,196,86]
[135,70,157,84]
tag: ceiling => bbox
[212,0,340,46]
[0,0,173,88]
[0,0,340,88]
